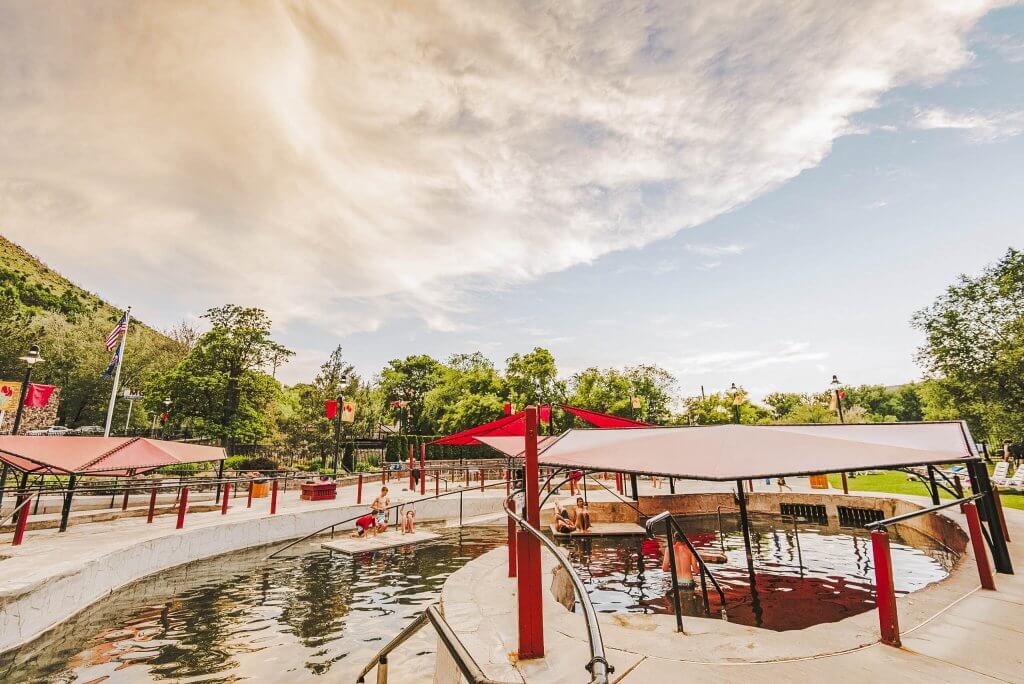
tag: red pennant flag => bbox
[24,384,57,408]
[325,400,339,419]
[161,411,169,424]
[503,402,512,415]
[539,404,551,423]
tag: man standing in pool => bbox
[662,539,701,592]
[371,486,391,532]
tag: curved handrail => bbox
[0,494,34,528]
[267,477,516,559]
[645,511,728,620]
[504,489,611,684]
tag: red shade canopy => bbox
[479,421,979,481]
[430,411,527,445]
[561,405,651,428]
[0,437,227,476]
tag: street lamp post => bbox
[0,345,44,512]
[332,375,349,477]
[161,398,172,439]
[122,389,144,434]
[729,382,741,424]
[831,375,849,494]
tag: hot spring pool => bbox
[1,513,957,681]
[557,513,957,631]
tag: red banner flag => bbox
[539,404,551,423]
[24,383,57,408]
[325,400,339,419]
[503,402,512,415]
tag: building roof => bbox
[0,436,227,476]
[478,421,978,481]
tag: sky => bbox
[1,1,1022,398]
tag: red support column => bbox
[420,443,427,495]
[505,469,510,497]
[12,493,30,546]
[270,479,279,515]
[508,498,518,577]
[409,445,415,491]
[221,483,230,514]
[357,473,363,504]
[247,480,254,508]
[147,488,158,523]
[962,502,996,590]
[992,487,1011,542]
[175,488,189,529]
[464,468,469,486]
[870,529,900,646]
[516,406,544,659]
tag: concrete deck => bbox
[437,492,1024,684]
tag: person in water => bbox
[554,502,576,533]
[574,497,592,532]
[662,539,701,590]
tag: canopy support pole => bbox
[968,461,1013,574]
[59,474,77,532]
[0,463,8,511]
[630,473,639,501]
[215,459,225,504]
[735,480,756,588]
[926,466,941,506]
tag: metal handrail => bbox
[504,489,612,684]
[645,511,728,621]
[356,605,506,684]
[865,492,985,530]
[267,477,516,559]
[0,494,33,528]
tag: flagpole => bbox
[103,307,131,438]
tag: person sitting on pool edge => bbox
[573,497,592,532]
[403,509,416,534]
[554,501,576,534]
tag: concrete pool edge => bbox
[436,492,1016,682]
[0,488,507,654]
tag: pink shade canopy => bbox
[430,411,527,445]
[0,436,227,476]
[479,421,977,481]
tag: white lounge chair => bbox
[991,461,1011,486]
[1003,465,1024,491]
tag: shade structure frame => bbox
[0,436,227,477]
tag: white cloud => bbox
[685,243,749,257]
[0,0,1000,343]
[669,341,828,374]
[911,107,1024,142]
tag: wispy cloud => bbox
[669,342,828,374]
[685,243,749,257]
[0,1,999,350]
[911,107,1024,142]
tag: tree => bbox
[379,354,444,433]
[147,305,289,449]
[912,248,1024,441]
[422,352,507,433]
[505,348,558,407]
[682,390,770,425]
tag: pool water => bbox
[0,526,506,683]
[559,513,957,631]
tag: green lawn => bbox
[826,470,1024,511]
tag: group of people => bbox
[353,486,416,538]
[553,497,592,533]
[1003,440,1023,467]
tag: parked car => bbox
[26,425,73,436]
[77,425,104,435]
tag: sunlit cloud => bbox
[911,107,1024,142]
[669,341,828,374]
[685,243,749,257]
[0,0,1000,344]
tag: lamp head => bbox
[19,345,43,366]
[831,374,840,387]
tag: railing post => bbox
[435,472,440,497]
[420,443,426,496]
[247,480,254,508]
[12,493,30,546]
[357,473,364,504]
[992,486,1011,542]
[516,406,544,659]
[508,498,518,578]
[408,447,415,491]
[176,487,189,529]
[221,483,230,514]
[376,653,388,684]
[870,529,900,646]
[962,502,996,590]
[121,479,131,511]
[270,479,279,515]
[147,487,158,523]
[616,472,623,495]
[479,469,484,492]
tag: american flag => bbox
[105,312,128,351]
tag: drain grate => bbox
[838,506,884,527]
[779,503,828,523]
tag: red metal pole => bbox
[175,487,189,529]
[147,488,158,523]
[121,482,130,511]
[465,468,469,486]
[247,480,254,508]
[12,493,30,546]
[508,498,518,578]
[517,406,544,659]
[420,443,427,495]
[870,529,900,646]
[505,469,510,497]
[616,472,623,495]
[270,479,279,515]
[408,444,415,491]
[962,502,996,590]
[992,487,1011,542]
[221,483,230,514]
[357,473,363,504]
